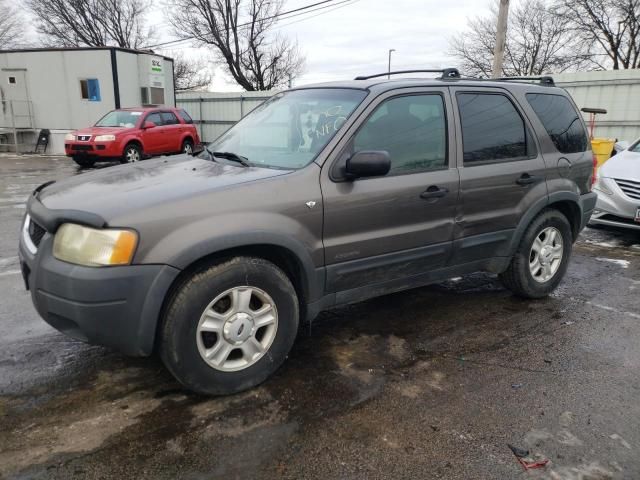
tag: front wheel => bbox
[121,143,142,163]
[160,257,299,395]
[500,209,572,298]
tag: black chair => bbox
[34,129,50,154]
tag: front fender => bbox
[137,212,325,303]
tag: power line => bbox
[144,0,343,49]
[276,0,360,28]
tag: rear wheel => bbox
[121,143,142,163]
[160,257,299,395]
[181,139,194,156]
[72,156,95,168]
[500,209,572,298]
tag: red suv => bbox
[65,107,200,167]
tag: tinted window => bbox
[526,93,588,154]
[353,94,447,174]
[161,112,179,125]
[458,93,527,163]
[145,112,162,126]
[179,109,193,124]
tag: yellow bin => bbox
[591,138,616,167]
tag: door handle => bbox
[420,185,449,199]
[516,173,541,186]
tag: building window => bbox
[8,76,16,85]
[80,79,101,101]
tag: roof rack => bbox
[354,68,460,81]
[494,76,555,86]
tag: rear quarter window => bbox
[178,109,194,124]
[526,93,588,154]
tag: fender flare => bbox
[506,191,583,257]
[168,231,325,303]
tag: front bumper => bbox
[590,179,640,230]
[65,141,123,159]
[19,218,180,356]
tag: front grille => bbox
[72,145,93,151]
[615,178,640,200]
[28,219,46,247]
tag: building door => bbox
[0,69,32,128]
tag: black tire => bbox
[499,209,573,299]
[181,139,194,156]
[72,156,95,168]
[159,257,299,395]
[120,143,142,164]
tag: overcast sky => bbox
[155,0,495,91]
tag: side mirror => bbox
[345,150,391,180]
[143,121,156,129]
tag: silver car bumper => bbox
[590,177,640,230]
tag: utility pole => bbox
[388,49,395,79]
[491,0,510,78]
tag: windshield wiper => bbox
[207,148,252,167]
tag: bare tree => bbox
[449,0,595,77]
[553,0,640,69]
[167,0,305,91]
[26,0,155,49]
[171,53,213,91]
[0,0,24,48]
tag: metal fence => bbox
[555,69,640,142]
[176,91,275,143]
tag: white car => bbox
[591,138,640,230]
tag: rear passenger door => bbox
[321,88,459,296]
[450,87,548,264]
[160,111,182,152]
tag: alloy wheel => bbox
[529,226,563,283]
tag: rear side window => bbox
[178,109,193,124]
[160,112,179,125]
[526,93,588,154]
[457,93,527,164]
[353,94,447,174]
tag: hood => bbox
[38,155,292,223]
[600,149,640,182]
[73,126,136,137]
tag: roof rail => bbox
[354,68,460,81]
[494,76,555,86]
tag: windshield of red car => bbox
[95,111,144,128]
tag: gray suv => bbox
[19,69,597,395]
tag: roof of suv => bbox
[294,71,565,95]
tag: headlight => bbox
[94,134,116,142]
[53,223,138,266]
[593,177,613,195]
[64,133,76,141]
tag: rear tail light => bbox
[590,154,598,191]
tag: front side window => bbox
[526,93,588,154]
[145,112,163,126]
[353,94,447,174]
[207,88,367,170]
[458,93,527,164]
[95,110,142,128]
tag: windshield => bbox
[95,110,143,128]
[205,88,368,169]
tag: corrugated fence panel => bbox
[555,69,640,142]
[176,91,275,143]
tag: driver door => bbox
[140,112,166,154]
[320,88,459,297]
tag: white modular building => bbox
[0,47,175,154]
